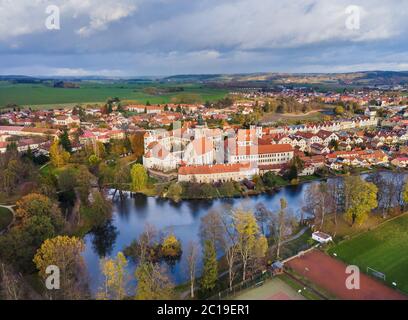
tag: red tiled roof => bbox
[179,162,253,175]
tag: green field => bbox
[0,207,13,232]
[233,277,306,300]
[0,82,228,108]
[328,214,408,294]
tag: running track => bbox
[287,250,407,300]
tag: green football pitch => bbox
[328,213,408,294]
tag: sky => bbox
[0,0,407,76]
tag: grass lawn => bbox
[328,213,408,294]
[0,207,13,231]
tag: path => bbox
[0,204,16,235]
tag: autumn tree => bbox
[200,240,218,291]
[15,193,64,229]
[50,139,70,168]
[33,236,89,299]
[161,234,182,260]
[97,252,129,300]
[166,183,183,202]
[129,132,145,160]
[130,164,148,192]
[135,262,175,300]
[344,176,378,226]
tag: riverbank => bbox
[136,165,394,202]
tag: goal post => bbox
[367,266,386,281]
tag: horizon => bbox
[2,69,408,79]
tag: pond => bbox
[83,180,317,294]
[82,171,404,294]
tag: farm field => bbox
[328,213,408,295]
[0,82,228,108]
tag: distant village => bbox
[1,87,408,186]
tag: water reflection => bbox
[83,172,406,293]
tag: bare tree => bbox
[219,210,238,291]
[276,198,287,259]
[186,241,199,299]
[199,209,224,251]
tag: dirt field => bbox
[233,277,305,300]
[287,250,407,300]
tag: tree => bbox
[123,224,160,263]
[135,262,174,300]
[167,183,183,202]
[131,164,148,192]
[218,181,236,197]
[129,133,145,160]
[276,198,287,260]
[15,193,63,229]
[50,139,70,168]
[234,210,260,281]
[97,252,129,300]
[334,106,345,115]
[285,156,304,180]
[59,130,72,153]
[344,176,378,226]
[262,171,280,188]
[82,191,112,227]
[186,241,199,299]
[219,210,239,291]
[0,215,56,272]
[33,236,89,299]
[161,234,182,260]
[200,240,218,291]
[199,210,224,251]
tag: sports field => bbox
[287,249,407,300]
[328,214,408,294]
[233,277,305,300]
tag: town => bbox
[1,87,408,191]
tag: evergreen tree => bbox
[200,240,218,291]
[59,130,72,153]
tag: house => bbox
[178,162,258,183]
[310,143,330,155]
[227,142,294,166]
[146,106,164,114]
[126,105,146,113]
[391,157,408,168]
[312,231,332,244]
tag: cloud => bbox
[0,0,407,75]
[0,0,140,40]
